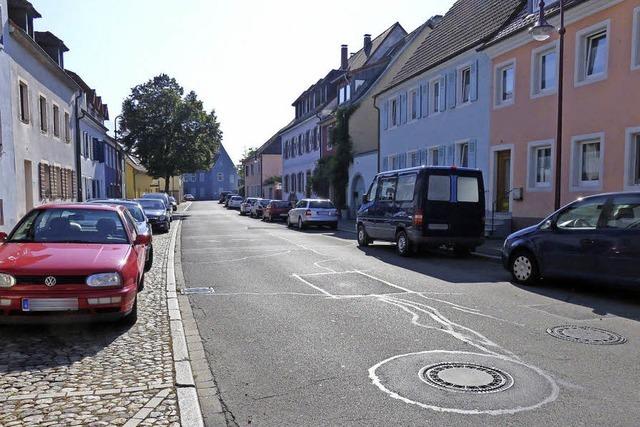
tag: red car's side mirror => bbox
[134,234,151,246]
[0,232,7,242]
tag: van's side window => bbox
[368,179,379,202]
[378,177,397,202]
[396,174,417,201]
[457,176,479,203]
[427,175,450,201]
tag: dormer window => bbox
[338,84,351,104]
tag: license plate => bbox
[22,298,79,312]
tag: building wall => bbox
[4,23,78,230]
[347,151,377,217]
[183,145,238,200]
[78,115,107,200]
[125,161,182,200]
[281,116,321,201]
[489,0,640,228]
[261,153,282,198]
[243,156,262,197]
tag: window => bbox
[495,61,515,106]
[327,125,334,150]
[572,134,603,189]
[457,176,479,202]
[634,134,640,185]
[409,88,419,120]
[64,112,70,142]
[459,67,471,104]
[338,85,351,104]
[199,173,205,182]
[396,174,417,202]
[531,42,557,97]
[456,142,469,167]
[575,21,610,85]
[291,174,296,193]
[625,129,640,188]
[427,175,450,201]
[368,178,379,201]
[284,175,289,193]
[377,177,397,201]
[556,198,605,230]
[633,7,640,69]
[431,80,441,114]
[52,104,60,137]
[390,98,398,127]
[528,142,553,190]
[430,146,443,166]
[409,151,419,167]
[39,96,47,133]
[603,195,640,230]
[217,172,223,182]
[19,81,29,123]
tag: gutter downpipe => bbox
[74,93,86,201]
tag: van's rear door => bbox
[450,170,485,237]
[423,172,453,237]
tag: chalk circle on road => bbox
[369,350,559,415]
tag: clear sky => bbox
[34,0,456,163]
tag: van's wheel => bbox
[396,230,412,257]
[297,217,304,230]
[510,250,539,285]
[357,224,370,247]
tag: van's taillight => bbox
[413,209,424,226]
[305,210,312,216]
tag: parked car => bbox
[0,204,149,324]
[88,199,153,272]
[287,199,338,230]
[250,199,271,218]
[502,192,640,286]
[142,193,172,221]
[184,193,195,202]
[224,193,237,207]
[240,198,259,216]
[356,166,485,257]
[168,196,178,211]
[228,196,244,209]
[136,198,171,233]
[263,200,292,222]
[219,191,232,204]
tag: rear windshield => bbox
[310,201,335,209]
[259,199,271,205]
[271,201,291,208]
[457,176,479,203]
[427,175,450,201]
[126,205,146,222]
[138,199,166,210]
[9,208,129,244]
[232,196,243,201]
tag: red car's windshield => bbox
[8,208,129,244]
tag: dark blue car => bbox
[502,192,640,286]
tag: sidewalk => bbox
[337,218,503,260]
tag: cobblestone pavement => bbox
[0,229,179,426]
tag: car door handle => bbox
[581,239,595,246]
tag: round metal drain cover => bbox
[420,362,514,394]
[546,325,627,345]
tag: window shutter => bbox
[61,169,67,199]
[382,101,389,130]
[446,71,457,109]
[421,82,429,118]
[400,93,408,124]
[470,60,479,102]
[438,147,446,165]
[446,145,454,165]
[468,139,477,168]
[438,77,446,112]
[39,163,46,199]
[382,157,388,171]
[420,149,427,165]
[71,171,77,201]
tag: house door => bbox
[495,151,511,213]
[24,160,34,210]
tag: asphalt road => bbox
[180,201,640,427]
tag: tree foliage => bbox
[120,74,222,192]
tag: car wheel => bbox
[396,230,412,257]
[510,250,539,285]
[297,217,304,230]
[357,224,370,247]
[286,216,291,228]
[122,297,138,326]
[144,245,154,272]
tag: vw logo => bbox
[44,276,57,287]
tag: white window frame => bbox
[624,126,640,190]
[408,149,419,168]
[52,103,60,139]
[18,79,30,124]
[64,111,71,142]
[429,146,443,166]
[531,40,559,99]
[574,20,610,87]
[389,97,399,128]
[632,7,640,71]
[408,86,420,122]
[457,63,473,106]
[38,94,48,134]
[570,132,605,192]
[429,77,441,115]
[526,139,554,192]
[454,139,470,167]
[494,59,516,109]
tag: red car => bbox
[263,200,292,222]
[0,203,150,324]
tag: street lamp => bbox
[530,0,565,210]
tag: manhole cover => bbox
[180,287,215,295]
[546,325,627,345]
[419,362,513,394]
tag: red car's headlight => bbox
[86,272,122,288]
[0,273,16,288]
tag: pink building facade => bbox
[485,0,640,230]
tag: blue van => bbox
[356,166,485,256]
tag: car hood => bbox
[144,209,166,217]
[0,243,131,275]
[507,224,539,241]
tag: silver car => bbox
[240,197,259,216]
[286,199,338,230]
[228,196,244,209]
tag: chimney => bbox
[340,44,348,70]
[364,34,372,57]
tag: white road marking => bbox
[291,274,336,298]
[183,250,291,264]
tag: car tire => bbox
[297,217,304,230]
[144,245,154,272]
[396,230,412,257]
[287,216,292,228]
[122,297,138,326]
[510,250,539,285]
[357,224,370,247]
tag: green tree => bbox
[120,74,222,192]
